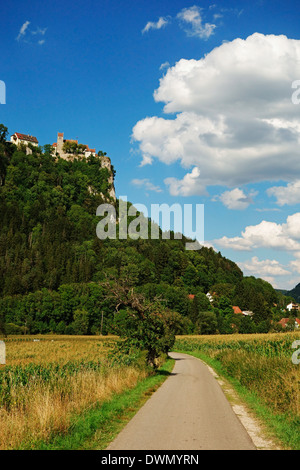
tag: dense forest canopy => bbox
[287,283,300,303]
[0,124,295,337]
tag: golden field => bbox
[0,335,117,366]
[0,335,146,449]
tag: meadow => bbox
[175,332,300,449]
[0,335,150,449]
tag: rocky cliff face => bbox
[100,155,116,201]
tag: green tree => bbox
[104,276,176,367]
[197,311,218,335]
[0,124,8,143]
[239,315,256,334]
[217,296,233,315]
[183,264,198,288]
[72,309,89,335]
[56,320,66,335]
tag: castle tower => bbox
[57,132,64,155]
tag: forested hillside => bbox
[0,124,291,336]
[287,283,300,302]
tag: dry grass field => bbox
[0,335,116,366]
[0,335,147,449]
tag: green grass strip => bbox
[20,358,174,450]
[175,349,300,451]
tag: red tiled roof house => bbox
[279,318,300,329]
[232,306,242,314]
[11,132,39,147]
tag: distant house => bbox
[10,132,39,150]
[242,310,254,317]
[286,302,299,312]
[10,132,39,155]
[206,292,214,303]
[233,306,254,317]
[84,147,96,158]
[232,306,242,315]
[188,294,195,300]
[279,318,300,329]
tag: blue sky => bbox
[1,0,300,290]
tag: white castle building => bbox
[10,132,39,154]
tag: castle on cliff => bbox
[10,130,116,201]
[52,132,96,159]
[52,132,116,201]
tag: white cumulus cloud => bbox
[214,188,257,210]
[214,213,300,252]
[289,252,300,274]
[164,167,208,196]
[267,180,300,206]
[238,256,290,277]
[132,33,300,195]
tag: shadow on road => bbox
[156,369,177,377]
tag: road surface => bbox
[107,352,256,450]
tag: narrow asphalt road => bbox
[107,352,256,450]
